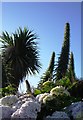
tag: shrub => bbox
[68,80,83,99]
[44,94,71,110]
[41,81,55,93]
[37,95,81,120]
[0,85,16,97]
[55,77,71,88]
[34,89,41,96]
[50,86,70,96]
[37,85,81,120]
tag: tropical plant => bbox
[55,23,70,81]
[38,52,55,88]
[2,60,8,88]
[2,59,14,88]
[0,27,41,89]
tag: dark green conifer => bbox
[55,23,70,81]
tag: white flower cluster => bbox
[43,94,53,104]
[50,86,70,96]
[36,93,49,103]
[36,86,70,104]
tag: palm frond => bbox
[0,27,41,88]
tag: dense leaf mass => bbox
[0,27,41,88]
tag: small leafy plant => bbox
[0,85,16,97]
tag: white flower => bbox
[36,93,49,103]
[50,86,70,96]
[43,94,53,103]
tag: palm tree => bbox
[0,27,41,89]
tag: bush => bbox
[41,81,55,93]
[55,77,71,88]
[38,95,80,119]
[34,89,41,96]
[37,85,81,120]
[44,94,71,111]
[50,86,70,96]
[0,85,16,97]
[68,80,83,99]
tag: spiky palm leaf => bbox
[0,27,41,88]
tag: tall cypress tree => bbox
[55,23,70,81]
[68,52,75,83]
[38,52,55,88]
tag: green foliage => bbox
[34,89,41,96]
[37,84,81,119]
[55,77,71,88]
[39,86,71,117]
[37,94,81,120]
[38,71,52,89]
[0,85,16,98]
[55,23,70,81]
[68,80,83,99]
[41,81,55,93]
[0,27,41,88]
[35,81,55,95]
[44,95,72,112]
[38,52,55,89]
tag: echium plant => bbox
[55,23,70,81]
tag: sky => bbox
[0,2,81,89]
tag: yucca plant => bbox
[0,27,41,89]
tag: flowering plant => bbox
[50,86,70,96]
